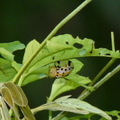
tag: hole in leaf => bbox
[57,61,60,64]
[99,52,111,56]
[52,56,55,60]
[89,50,93,54]
[68,60,71,66]
[118,112,120,116]
[73,43,83,49]
[79,49,87,56]
[111,116,118,119]
[65,41,69,45]
[105,53,111,56]
[0,55,5,60]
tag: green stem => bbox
[12,0,92,85]
[45,0,92,40]
[49,110,52,120]
[51,64,120,120]
[79,31,116,97]
[90,58,116,86]
[52,112,67,120]
[111,32,115,52]
[78,64,120,100]
[79,58,116,97]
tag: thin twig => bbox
[79,64,120,100]
[12,0,92,85]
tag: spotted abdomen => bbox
[49,60,73,78]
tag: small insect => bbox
[49,60,73,78]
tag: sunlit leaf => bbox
[20,105,36,120]
[0,41,25,61]
[0,96,11,120]
[0,41,25,53]
[21,34,120,86]
[54,97,112,120]
[11,61,22,72]
[1,87,14,107]
[3,82,28,106]
[0,58,17,82]
[32,102,89,115]
[48,78,80,102]
[68,114,93,120]
[102,110,120,120]
[1,82,35,119]
[69,59,83,74]
[53,95,71,102]
[66,74,91,85]
[21,63,49,86]
[0,48,14,61]
[0,86,21,119]
[16,86,28,106]
[22,39,40,65]
[22,39,72,73]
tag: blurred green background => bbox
[0,0,120,119]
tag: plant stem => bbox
[79,31,116,97]
[91,58,116,85]
[49,111,52,120]
[52,112,67,120]
[111,32,115,52]
[45,0,92,40]
[12,0,92,85]
[79,58,116,97]
[78,64,120,100]
[50,64,120,120]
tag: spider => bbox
[49,60,73,78]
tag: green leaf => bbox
[21,34,120,86]
[3,82,28,106]
[66,74,91,85]
[11,61,22,72]
[104,110,120,120]
[68,114,93,120]
[0,96,11,120]
[0,58,17,82]
[34,101,89,115]
[0,86,20,119]
[0,41,25,61]
[54,95,71,102]
[54,97,112,120]
[21,59,83,86]
[48,78,80,102]
[59,117,69,120]
[22,39,40,65]
[21,63,50,86]
[20,105,36,120]
[1,87,14,107]
[49,34,120,59]
[16,86,28,106]
[69,59,83,74]
[0,48,14,61]
[22,39,72,73]
[65,74,92,90]
[0,41,25,53]
[1,82,35,120]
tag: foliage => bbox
[0,0,120,120]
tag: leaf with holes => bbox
[0,58,17,82]
[0,41,25,61]
[21,34,120,86]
